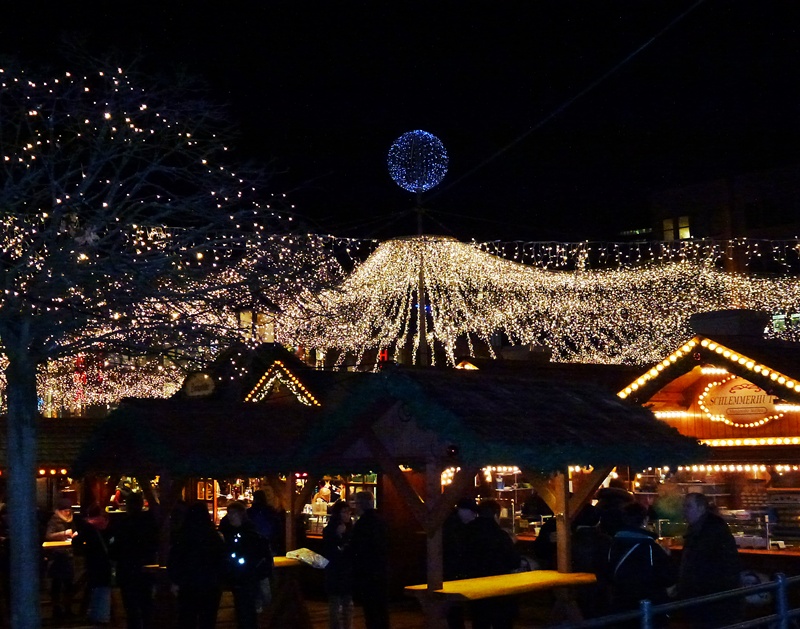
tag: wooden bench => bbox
[405,570,596,601]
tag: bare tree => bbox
[0,59,334,628]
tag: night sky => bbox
[4,1,800,242]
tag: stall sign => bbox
[184,372,216,397]
[701,376,777,424]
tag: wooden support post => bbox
[554,470,571,573]
[284,473,296,551]
[422,458,450,629]
[426,458,444,591]
[567,465,614,519]
[551,470,586,623]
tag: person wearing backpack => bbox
[608,502,677,628]
[219,500,272,629]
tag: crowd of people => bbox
[32,480,746,629]
[37,488,389,629]
[528,486,742,629]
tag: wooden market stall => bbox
[74,349,702,628]
[613,310,800,574]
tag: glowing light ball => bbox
[387,130,448,193]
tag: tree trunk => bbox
[6,352,42,629]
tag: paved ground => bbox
[37,588,559,629]
[44,595,429,629]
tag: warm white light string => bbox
[278,236,800,369]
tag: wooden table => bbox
[405,570,596,601]
[42,541,72,550]
[273,556,302,569]
[406,570,597,628]
[268,555,311,629]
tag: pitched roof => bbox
[75,366,703,477]
[73,395,322,477]
[303,367,704,472]
[0,416,104,471]
[454,357,644,393]
[617,335,800,405]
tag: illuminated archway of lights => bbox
[278,236,800,368]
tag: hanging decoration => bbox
[278,236,800,369]
[387,130,448,193]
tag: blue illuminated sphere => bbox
[387,130,448,193]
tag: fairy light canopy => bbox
[278,236,800,369]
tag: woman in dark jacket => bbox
[322,500,353,629]
[608,502,676,627]
[168,502,226,629]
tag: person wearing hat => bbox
[45,496,78,620]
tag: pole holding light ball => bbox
[387,130,448,365]
[387,129,448,234]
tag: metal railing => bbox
[558,573,800,629]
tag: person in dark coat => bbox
[219,500,273,629]
[444,498,481,580]
[521,490,553,520]
[109,492,159,629]
[75,504,114,626]
[247,489,281,612]
[532,515,557,570]
[442,498,481,629]
[462,500,520,629]
[571,505,612,619]
[322,500,354,629]
[349,491,389,629]
[608,502,677,627]
[168,502,226,629]
[45,497,78,620]
[678,493,742,628]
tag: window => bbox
[677,216,691,239]
[662,216,691,240]
[662,218,674,241]
[773,313,800,332]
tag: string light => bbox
[244,360,321,406]
[0,63,357,413]
[280,237,800,368]
[677,464,770,472]
[702,437,800,446]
